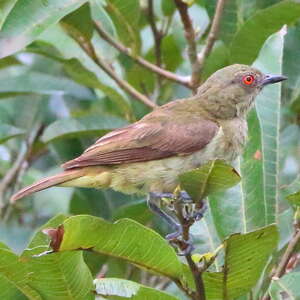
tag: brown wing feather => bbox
[62,116,219,170]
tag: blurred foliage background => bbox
[0,0,300,299]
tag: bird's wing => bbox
[62,114,219,169]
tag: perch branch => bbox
[174,201,206,300]
[93,21,191,88]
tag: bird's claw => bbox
[167,234,195,255]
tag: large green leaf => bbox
[0,0,88,58]
[252,28,285,224]
[269,272,300,299]
[94,278,180,300]
[179,160,241,202]
[43,215,184,281]
[41,115,128,143]
[204,225,279,299]
[230,0,300,64]
[0,124,25,144]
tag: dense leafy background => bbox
[0,0,300,299]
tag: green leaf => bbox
[205,0,238,44]
[204,225,279,299]
[41,114,128,143]
[22,250,94,300]
[179,160,241,201]
[113,200,153,225]
[94,278,180,300]
[61,3,93,41]
[253,28,285,224]
[90,0,117,36]
[269,272,300,299]
[0,0,88,58]
[105,0,141,53]
[286,191,300,207]
[0,248,41,299]
[44,215,183,280]
[0,70,93,99]
[0,124,25,144]
[0,0,18,30]
[230,0,300,64]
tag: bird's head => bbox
[197,64,287,118]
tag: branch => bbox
[198,0,226,69]
[93,21,191,89]
[174,0,200,91]
[174,201,206,300]
[273,228,300,279]
[261,223,300,300]
[72,33,157,109]
[146,0,163,68]
[0,123,43,211]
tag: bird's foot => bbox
[167,233,195,256]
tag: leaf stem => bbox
[93,21,191,89]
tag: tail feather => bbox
[10,169,84,203]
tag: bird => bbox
[11,64,286,234]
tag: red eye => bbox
[242,75,255,85]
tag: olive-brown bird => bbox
[11,64,286,206]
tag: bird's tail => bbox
[10,169,85,203]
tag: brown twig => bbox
[93,21,191,89]
[273,228,300,279]
[261,224,300,300]
[198,0,226,70]
[146,0,163,68]
[0,123,43,211]
[174,201,206,300]
[174,0,200,92]
[71,32,157,109]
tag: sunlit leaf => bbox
[0,0,88,58]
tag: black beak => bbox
[261,74,287,86]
